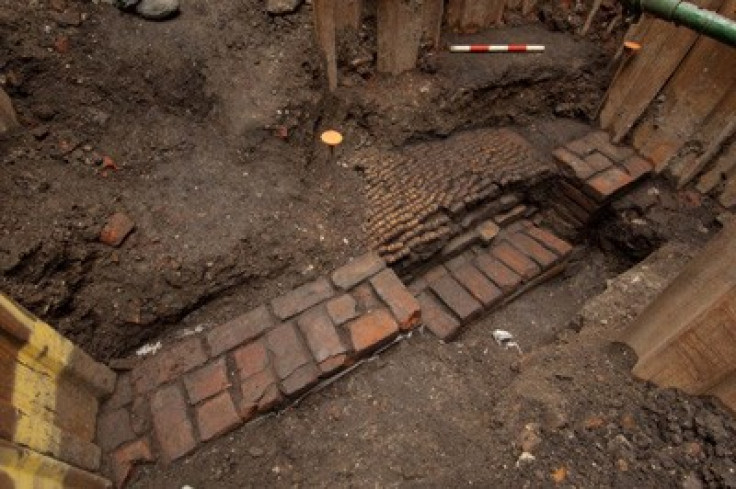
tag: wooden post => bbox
[335,0,363,30]
[313,0,338,92]
[422,0,445,48]
[620,222,736,413]
[377,0,425,75]
[447,0,505,32]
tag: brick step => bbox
[410,221,573,341]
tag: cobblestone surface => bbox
[351,128,554,268]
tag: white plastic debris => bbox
[136,340,162,357]
[492,329,523,354]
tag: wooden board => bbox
[335,0,362,30]
[422,0,445,48]
[446,0,505,32]
[620,222,736,413]
[598,0,723,144]
[696,140,736,194]
[312,0,338,91]
[377,0,424,75]
[632,0,736,172]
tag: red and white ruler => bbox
[449,44,545,53]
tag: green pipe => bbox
[626,0,736,47]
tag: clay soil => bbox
[3,1,735,488]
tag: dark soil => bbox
[0,0,619,361]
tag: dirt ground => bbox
[3,1,735,488]
[0,0,616,361]
[130,188,734,489]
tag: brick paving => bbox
[544,131,653,238]
[351,128,554,269]
[97,253,418,487]
[410,220,573,340]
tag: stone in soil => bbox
[135,0,180,19]
[266,0,303,14]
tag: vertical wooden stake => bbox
[313,0,338,92]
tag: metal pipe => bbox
[625,0,736,47]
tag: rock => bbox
[135,0,179,20]
[0,88,19,135]
[266,0,303,15]
[100,212,136,247]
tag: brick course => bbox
[184,358,230,405]
[150,385,196,462]
[346,309,399,354]
[131,337,207,394]
[195,391,241,442]
[450,263,503,308]
[491,242,540,280]
[207,305,273,357]
[271,278,334,320]
[265,322,312,380]
[297,308,349,372]
[331,252,384,290]
[430,275,482,321]
[370,269,421,330]
[417,292,461,341]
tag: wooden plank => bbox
[313,0,338,91]
[599,0,723,144]
[696,141,736,194]
[620,222,736,414]
[633,0,736,172]
[447,0,504,32]
[377,0,424,75]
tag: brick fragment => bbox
[474,253,522,293]
[586,167,634,201]
[112,437,154,489]
[297,308,348,368]
[100,212,135,247]
[491,242,541,281]
[553,148,595,180]
[326,295,359,325]
[346,309,399,354]
[622,155,652,180]
[132,337,207,394]
[97,408,135,452]
[506,233,558,268]
[239,369,281,417]
[450,263,502,307]
[430,275,482,321]
[281,363,320,396]
[524,226,573,257]
[478,220,500,244]
[584,152,614,173]
[184,358,231,405]
[271,277,334,320]
[417,293,461,341]
[150,384,196,462]
[195,391,241,442]
[207,305,273,357]
[265,322,312,380]
[370,269,421,330]
[232,340,269,378]
[331,252,385,290]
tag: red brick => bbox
[265,322,312,380]
[352,282,382,311]
[239,369,280,416]
[560,180,598,213]
[622,155,652,180]
[318,353,349,375]
[370,269,421,330]
[429,274,482,321]
[584,152,614,173]
[525,226,573,257]
[506,233,558,268]
[445,253,469,272]
[346,309,399,354]
[271,277,334,320]
[553,148,595,180]
[232,340,268,380]
[491,242,540,281]
[586,132,634,162]
[407,277,428,296]
[184,358,231,405]
[195,391,241,442]
[131,337,207,394]
[103,373,132,411]
[478,220,500,244]
[297,308,348,370]
[281,363,320,396]
[450,263,503,307]
[423,264,448,284]
[100,212,135,247]
[417,292,461,341]
[473,253,522,293]
[97,408,135,452]
[326,295,358,325]
[586,166,634,201]
[565,137,596,157]
[331,252,385,290]
[494,205,527,226]
[150,384,196,462]
[207,305,274,357]
[111,437,154,488]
